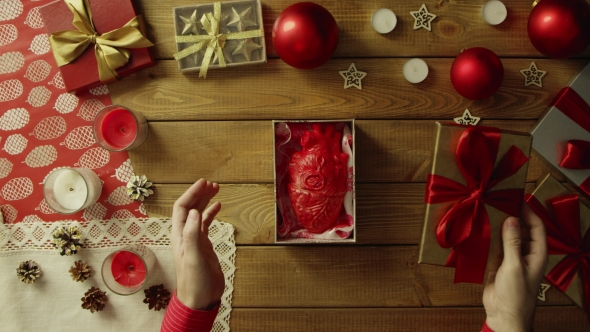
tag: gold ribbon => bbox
[173,2,263,78]
[48,0,154,84]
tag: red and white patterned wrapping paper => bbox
[0,0,145,223]
[273,121,355,243]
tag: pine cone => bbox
[69,260,91,282]
[81,286,107,313]
[52,226,83,256]
[143,284,171,311]
[126,175,154,201]
[16,260,42,284]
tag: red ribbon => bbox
[552,87,590,134]
[560,140,590,169]
[425,126,529,284]
[525,194,590,324]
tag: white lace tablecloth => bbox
[0,218,235,332]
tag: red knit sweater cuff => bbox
[160,291,219,332]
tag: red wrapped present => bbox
[525,174,590,325]
[419,123,532,284]
[39,0,155,93]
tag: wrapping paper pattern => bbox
[0,0,144,223]
[0,218,236,332]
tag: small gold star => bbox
[339,63,367,90]
[218,13,231,34]
[231,39,262,61]
[454,109,481,126]
[410,4,436,31]
[227,6,257,32]
[520,61,547,88]
[180,10,202,35]
[537,283,550,301]
[212,42,235,64]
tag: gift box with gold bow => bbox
[526,174,590,325]
[173,0,266,78]
[40,0,155,93]
[531,63,590,197]
[418,123,532,284]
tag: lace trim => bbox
[0,218,236,332]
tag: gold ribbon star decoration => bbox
[180,10,202,35]
[410,4,436,31]
[339,63,367,90]
[520,61,547,88]
[454,109,481,126]
[227,6,257,32]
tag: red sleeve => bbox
[481,321,494,332]
[160,291,219,332]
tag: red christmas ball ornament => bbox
[272,2,338,69]
[450,47,504,100]
[528,0,590,59]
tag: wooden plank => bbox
[129,120,558,183]
[232,246,575,307]
[110,59,587,121]
[230,307,590,332]
[135,0,590,59]
[147,183,588,245]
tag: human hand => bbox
[483,204,548,332]
[171,179,224,310]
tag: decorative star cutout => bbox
[231,39,262,61]
[227,6,257,32]
[410,4,437,31]
[454,109,481,126]
[180,10,202,35]
[520,61,547,88]
[537,283,550,301]
[339,63,367,90]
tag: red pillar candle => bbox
[110,250,147,288]
[93,105,148,151]
[100,108,138,150]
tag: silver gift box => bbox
[530,63,590,193]
[173,0,266,72]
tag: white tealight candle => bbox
[371,8,397,34]
[53,169,88,210]
[403,58,429,84]
[481,1,507,25]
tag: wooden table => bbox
[111,0,590,330]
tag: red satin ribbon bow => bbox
[425,126,529,284]
[560,140,590,169]
[525,194,590,324]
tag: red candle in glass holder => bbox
[100,108,138,150]
[111,250,147,288]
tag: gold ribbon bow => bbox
[48,0,154,84]
[174,2,263,78]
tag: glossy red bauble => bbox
[528,0,590,59]
[450,47,504,100]
[272,2,338,69]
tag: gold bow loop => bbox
[174,2,263,78]
[49,0,154,84]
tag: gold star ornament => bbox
[180,10,202,35]
[231,39,262,61]
[227,6,258,32]
[520,61,547,88]
[411,4,437,31]
[339,63,367,90]
[454,109,480,126]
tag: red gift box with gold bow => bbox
[40,0,155,93]
[531,63,590,196]
[418,123,532,284]
[526,174,590,324]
